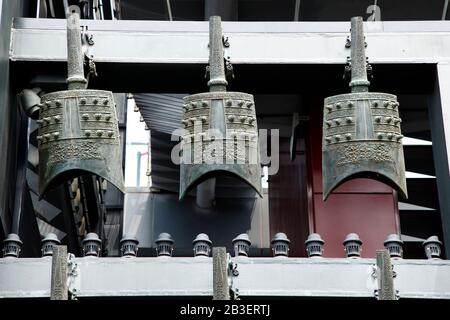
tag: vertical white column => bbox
[428,63,450,254]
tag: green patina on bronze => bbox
[322,17,407,200]
[37,13,124,197]
[179,16,262,199]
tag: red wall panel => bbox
[269,139,309,257]
[313,194,398,258]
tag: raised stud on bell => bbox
[93,99,99,105]
[377,133,383,140]
[325,105,333,112]
[345,117,353,124]
[334,119,341,126]
[345,133,352,140]
[372,101,379,108]
[85,130,91,137]
[201,101,209,108]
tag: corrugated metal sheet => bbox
[134,94,183,192]
[134,94,184,135]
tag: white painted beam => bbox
[2,257,450,299]
[9,18,450,64]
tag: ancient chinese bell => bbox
[37,13,124,196]
[322,17,407,200]
[179,16,262,200]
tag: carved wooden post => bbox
[50,245,68,300]
[212,247,230,300]
[376,249,396,300]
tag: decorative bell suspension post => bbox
[37,12,124,196]
[179,16,262,203]
[322,17,407,200]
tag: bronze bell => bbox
[179,16,262,200]
[322,17,407,200]
[37,13,124,196]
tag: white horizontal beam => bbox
[1,256,450,299]
[10,18,450,64]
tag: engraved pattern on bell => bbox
[322,92,407,200]
[181,92,258,165]
[179,91,262,199]
[37,89,123,196]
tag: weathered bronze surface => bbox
[179,16,262,199]
[322,17,407,200]
[37,13,124,196]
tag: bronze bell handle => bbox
[66,12,87,90]
[349,16,370,93]
[207,16,228,93]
